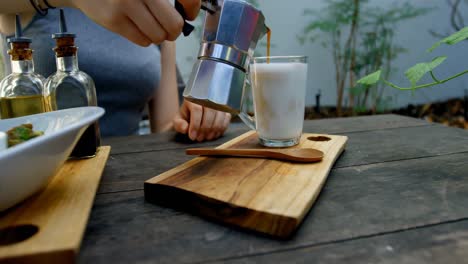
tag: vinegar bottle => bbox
[0,14,47,119]
[45,9,101,158]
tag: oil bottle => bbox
[0,14,47,119]
[45,9,101,158]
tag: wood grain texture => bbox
[303,114,431,134]
[97,123,468,194]
[145,131,347,238]
[80,152,468,264]
[102,124,250,155]
[75,116,468,263]
[0,146,110,264]
[103,114,430,155]
[216,219,468,264]
[186,147,324,162]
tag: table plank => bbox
[97,124,468,194]
[103,114,431,155]
[101,124,249,155]
[80,152,468,263]
[334,123,468,168]
[213,219,468,264]
[302,114,431,134]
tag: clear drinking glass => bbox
[240,56,308,147]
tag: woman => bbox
[0,0,231,141]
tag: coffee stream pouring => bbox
[176,0,269,115]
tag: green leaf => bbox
[357,70,382,85]
[14,126,32,140]
[404,56,447,86]
[349,84,373,96]
[428,26,468,52]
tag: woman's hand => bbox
[69,0,200,46]
[173,100,231,142]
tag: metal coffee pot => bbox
[180,0,269,115]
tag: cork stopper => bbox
[7,14,33,61]
[52,9,77,57]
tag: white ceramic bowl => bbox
[0,106,105,211]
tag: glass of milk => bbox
[239,56,308,147]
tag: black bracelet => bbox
[29,0,48,16]
[43,0,56,9]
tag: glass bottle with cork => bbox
[45,9,101,158]
[0,14,48,119]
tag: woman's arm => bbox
[150,41,232,141]
[0,0,200,46]
[148,41,180,133]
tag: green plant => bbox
[298,0,430,115]
[430,0,467,38]
[358,27,468,91]
[298,0,362,115]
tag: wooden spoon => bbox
[186,147,324,163]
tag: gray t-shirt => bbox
[1,8,180,137]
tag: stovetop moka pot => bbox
[180,0,269,115]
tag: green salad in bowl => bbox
[0,107,104,211]
[6,123,44,147]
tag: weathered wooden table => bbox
[79,115,468,263]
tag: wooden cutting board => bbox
[145,131,347,238]
[0,146,110,264]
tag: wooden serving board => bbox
[0,146,110,264]
[145,131,347,238]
